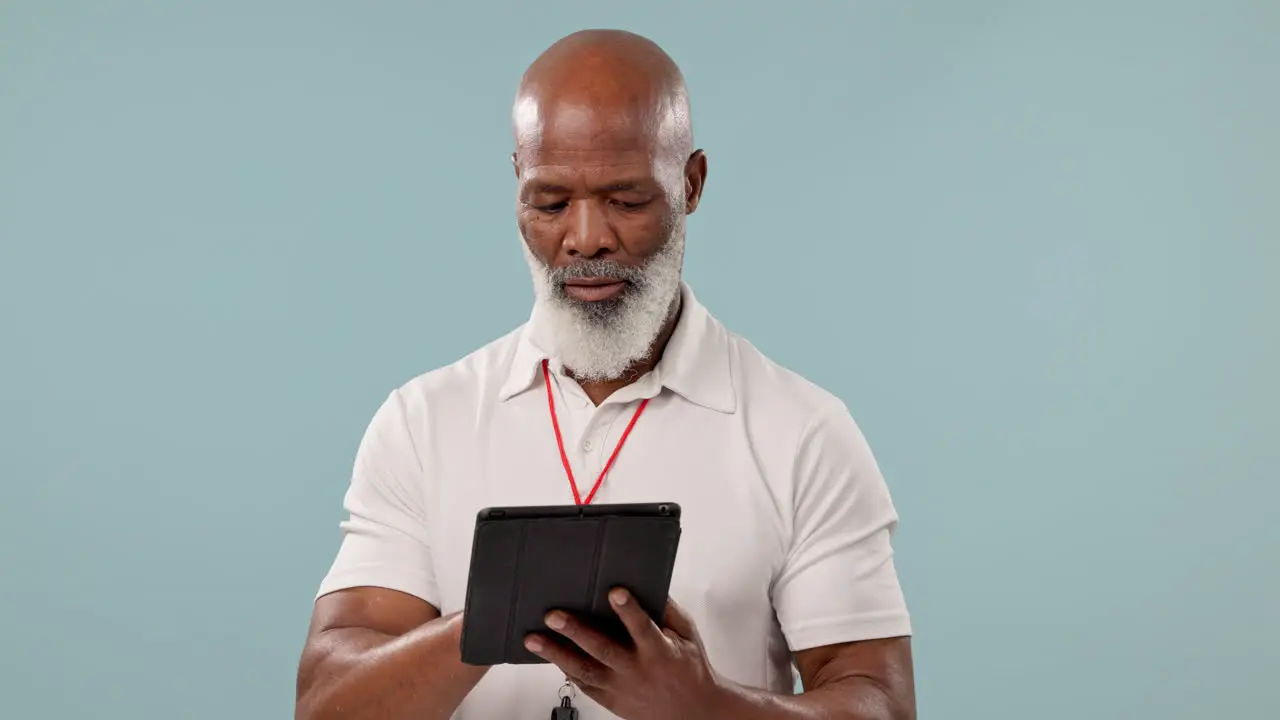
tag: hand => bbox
[524,590,727,720]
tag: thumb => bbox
[662,597,700,641]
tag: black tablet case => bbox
[459,503,682,666]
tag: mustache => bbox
[547,259,648,286]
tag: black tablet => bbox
[459,502,682,666]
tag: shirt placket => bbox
[578,405,623,485]
[551,374,605,499]
[551,369,660,504]
[581,390,655,502]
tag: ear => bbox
[683,150,708,214]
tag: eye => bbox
[612,198,651,211]
[527,200,568,215]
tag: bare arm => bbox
[712,637,915,720]
[295,587,489,720]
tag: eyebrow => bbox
[523,180,651,195]
[596,182,646,193]
[523,181,572,195]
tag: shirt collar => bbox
[497,283,737,414]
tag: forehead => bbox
[515,97,669,182]
[518,149,659,188]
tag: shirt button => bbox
[583,440,594,452]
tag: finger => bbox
[661,597,701,641]
[524,633,610,688]
[544,610,627,670]
[608,587,667,650]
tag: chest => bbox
[421,398,792,628]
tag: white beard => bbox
[523,231,685,383]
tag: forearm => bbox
[296,613,488,720]
[711,677,911,720]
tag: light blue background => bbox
[2,1,1276,718]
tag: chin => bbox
[523,229,686,381]
[556,292,630,320]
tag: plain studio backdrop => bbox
[1,1,1276,718]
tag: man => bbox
[296,29,915,720]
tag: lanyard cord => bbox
[542,359,650,505]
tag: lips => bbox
[562,278,628,302]
[564,277,624,287]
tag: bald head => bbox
[513,30,693,164]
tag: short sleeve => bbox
[315,388,440,608]
[771,404,912,651]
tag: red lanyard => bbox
[542,359,649,505]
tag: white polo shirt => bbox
[316,284,911,719]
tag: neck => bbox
[572,292,683,406]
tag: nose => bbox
[562,199,619,258]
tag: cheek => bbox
[517,216,561,264]
[619,209,678,251]
[518,212,559,243]
[657,207,681,239]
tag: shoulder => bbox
[717,326,890,537]
[722,330,890,526]
[724,328,851,432]
[718,321,880,485]
[392,325,525,419]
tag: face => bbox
[514,97,706,381]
